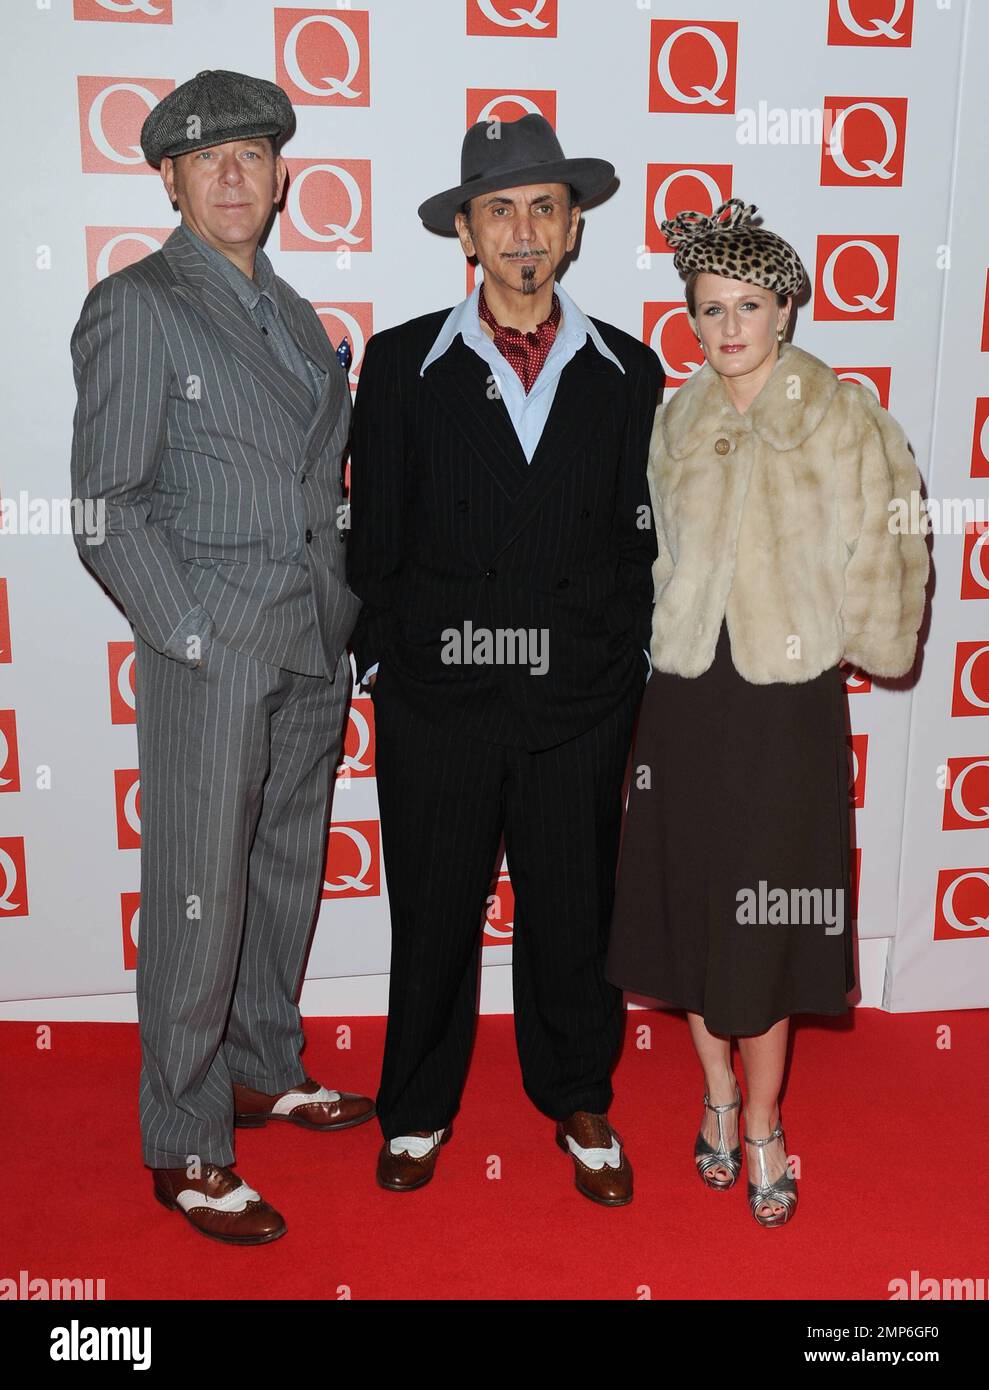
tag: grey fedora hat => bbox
[141,69,295,169]
[418,113,615,231]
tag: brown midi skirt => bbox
[606,618,856,1037]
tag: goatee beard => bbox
[520,264,536,295]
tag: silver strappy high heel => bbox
[694,1084,742,1190]
[744,1123,798,1226]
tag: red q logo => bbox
[77,76,173,174]
[0,837,28,917]
[648,20,738,115]
[108,642,137,725]
[821,97,907,187]
[0,711,20,794]
[844,669,873,694]
[942,759,989,832]
[834,366,891,409]
[86,228,172,288]
[114,769,141,850]
[337,698,376,780]
[466,0,558,37]
[643,303,703,386]
[483,863,515,946]
[322,820,380,898]
[934,868,989,940]
[275,9,370,107]
[951,642,989,717]
[847,733,868,809]
[970,399,989,479]
[466,90,557,129]
[645,165,733,254]
[814,235,898,321]
[961,524,989,602]
[280,159,372,251]
[827,0,913,46]
[74,0,172,22]
[121,891,140,971]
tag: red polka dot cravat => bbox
[477,285,562,395]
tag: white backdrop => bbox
[1,0,987,1020]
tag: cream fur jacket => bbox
[647,341,929,683]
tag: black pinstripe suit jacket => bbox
[347,307,664,750]
[70,227,360,678]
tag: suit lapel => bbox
[162,229,318,436]
[423,337,531,498]
[277,288,348,460]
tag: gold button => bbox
[714,437,731,456]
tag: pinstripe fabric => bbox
[348,311,662,749]
[69,228,361,1167]
[372,664,639,1137]
[70,226,360,678]
[134,634,351,1167]
[178,222,327,405]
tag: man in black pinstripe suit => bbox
[70,71,373,1245]
[348,116,663,1204]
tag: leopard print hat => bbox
[662,198,805,297]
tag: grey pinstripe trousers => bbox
[132,631,351,1168]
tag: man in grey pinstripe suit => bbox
[70,71,373,1246]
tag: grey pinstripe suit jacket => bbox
[70,226,361,678]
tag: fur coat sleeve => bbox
[836,385,929,678]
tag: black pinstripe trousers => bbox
[371,665,641,1138]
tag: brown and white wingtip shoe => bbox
[233,1077,376,1131]
[153,1163,287,1244]
[376,1125,453,1192]
[556,1111,633,1207]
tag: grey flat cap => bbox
[141,69,295,168]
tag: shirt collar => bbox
[420,280,624,376]
[177,221,278,316]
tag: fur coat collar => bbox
[659,341,838,457]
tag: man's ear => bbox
[274,154,288,205]
[454,210,475,258]
[566,203,581,250]
[160,155,178,208]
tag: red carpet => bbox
[3,1009,985,1301]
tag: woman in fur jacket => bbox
[606,200,929,1227]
